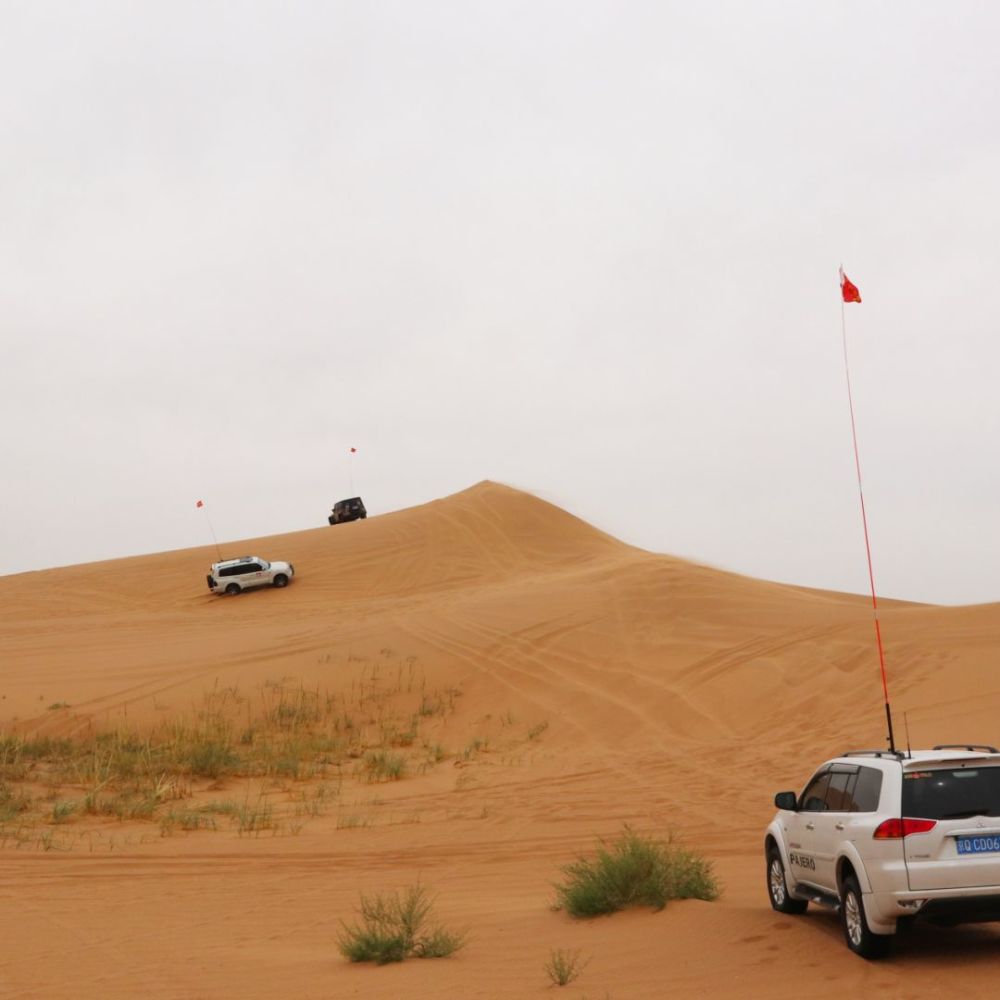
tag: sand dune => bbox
[3,481,1000,998]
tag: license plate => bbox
[956,836,1000,855]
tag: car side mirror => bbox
[774,791,797,811]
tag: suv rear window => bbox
[903,767,1000,819]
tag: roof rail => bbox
[841,749,906,759]
[931,743,1000,754]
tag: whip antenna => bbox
[196,499,222,561]
[840,267,896,754]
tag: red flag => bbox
[350,447,357,454]
[840,268,862,304]
[196,500,204,508]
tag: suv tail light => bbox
[873,817,937,839]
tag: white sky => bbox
[3,1,999,605]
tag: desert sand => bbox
[3,481,1000,999]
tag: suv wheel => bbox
[272,574,289,588]
[766,846,808,914]
[841,875,891,959]
[225,583,241,596]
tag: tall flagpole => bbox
[840,268,896,753]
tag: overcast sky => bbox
[3,2,999,605]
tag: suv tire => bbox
[766,845,808,914]
[841,874,891,959]
[225,583,241,596]
[273,574,289,588]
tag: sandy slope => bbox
[3,481,1000,998]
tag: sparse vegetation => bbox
[554,826,718,917]
[51,799,78,823]
[337,884,467,964]
[0,663,466,848]
[234,795,276,836]
[362,750,406,782]
[545,948,589,986]
[0,659,554,852]
[527,721,549,740]
[0,792,29,824]
[159,807,218,834]
[461,738,488,761]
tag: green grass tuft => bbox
[184,740,240,778]
[338,885,466,964]
[554,826,718,917]
[362,750,406,782]
[545,948,589,986]
[51,799,79,824]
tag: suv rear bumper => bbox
[868,886,1000,929]
[918,894,1000,925]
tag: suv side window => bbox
[243,563,262,573]
[800,770,832,812]
[824,768,859,812]
[851,766,883,812]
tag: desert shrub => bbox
[411,925,465,958]
[338,885,466,964]
[268,688,322,729]
[182,740,239,778]
[51,799,79,823]
[554,826,718,917]
[1,735,74,763]
[0,781,31,821]
[235,797,275,835]
[362,750,405,782]
[545,948,589,986]
[159,808,218,834]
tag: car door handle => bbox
[805,822,815,831]
[835,822,845,831]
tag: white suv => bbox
[207,556,295,596]
[765,744,1000,958]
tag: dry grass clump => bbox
[337,885,466,965]
[554,826,718,917]
[361,750,406,782]
[545,948,589,986]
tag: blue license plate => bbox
[957,836,1000,855]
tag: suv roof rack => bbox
[841,749,906,759]
[931,743,1000,754]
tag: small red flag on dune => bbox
[196,500,204,508]
[840,268,862,303]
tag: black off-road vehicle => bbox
[328,497,367,525]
